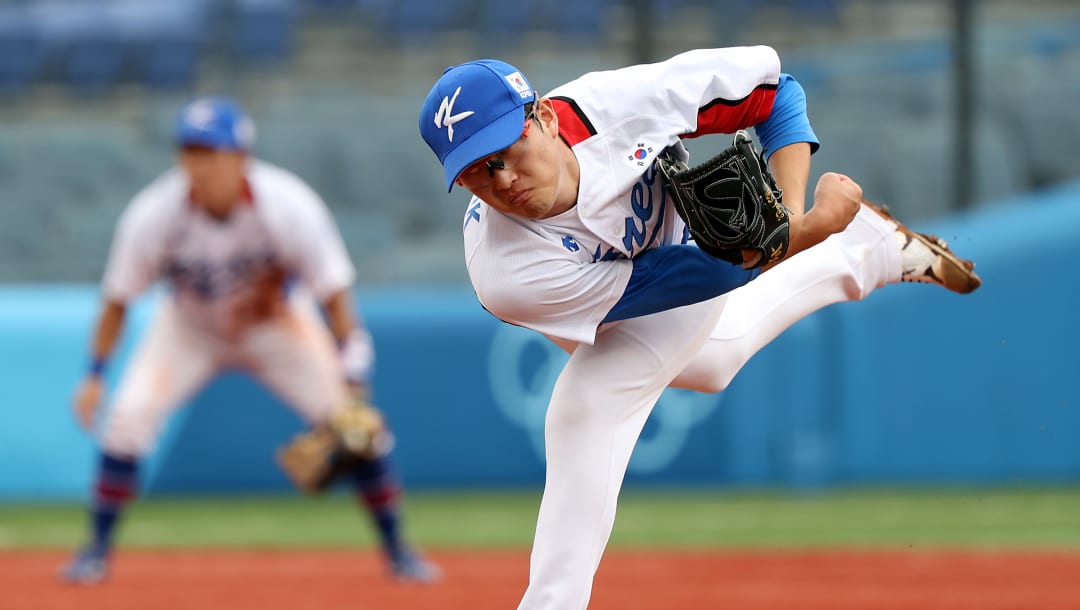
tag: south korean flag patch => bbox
[626,142,655,168]
[505,72,532,98]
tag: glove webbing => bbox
[658,131,789,267]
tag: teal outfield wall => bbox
[2,183,1078,501]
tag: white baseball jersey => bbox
[102,159,355,332]
[97,159,358,456]
[437,47,907,610]
[464,46,781,345]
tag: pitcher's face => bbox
[457,101,575,220]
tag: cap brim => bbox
[177,129,241,151]
[442,106,526,192]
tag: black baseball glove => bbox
[656,130,791,269]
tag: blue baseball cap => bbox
[419,59,536,191]
[175,96,256,151]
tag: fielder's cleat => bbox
[863,200,981,294]
[391,551,442,584]
[60,545,109,585]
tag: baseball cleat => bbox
[391,551,442,584]
[60,545,109,585]
[863,200,982,294]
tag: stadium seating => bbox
[550,0,612,38]
[376,0,471,42]
[477,0,535,40]
[0,0,857,94]
[113,1,210,89]
[0,0,213,93]
[0,8,48,93]
[231,0,296,63]
[304,0,361,11]
[63,32,128,93]
[0,0,302,93]
[1,2,1078,284]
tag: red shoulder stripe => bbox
[550,96,597,146]
[685,83,777,139]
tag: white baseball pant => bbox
[520,205,901,609]
[100,292,347,458]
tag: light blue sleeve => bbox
[753,73,820,160]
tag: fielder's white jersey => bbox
[102,159,355,332]
[463,46,782,345]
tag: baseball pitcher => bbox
[419,48,980,609]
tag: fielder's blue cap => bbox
[175,96,256,151]
[419,59,536,191]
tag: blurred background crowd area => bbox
[0,0,1078,285]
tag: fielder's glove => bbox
[656,130,791,269]
[275,391,394,494]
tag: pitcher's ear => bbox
[536,97,559,134]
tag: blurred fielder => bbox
[419,47,980,609]
[62,96,439,585]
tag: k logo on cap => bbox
[419,59,537,191]
[433,86,475,143]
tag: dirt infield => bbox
[4,548,1079,610]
